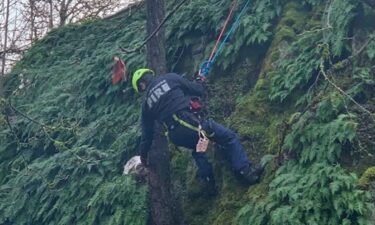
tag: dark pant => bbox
[166,111,252,180]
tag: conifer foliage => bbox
[238,0,374,224]
[0,0,374,225]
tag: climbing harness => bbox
[172,114,201,133]
[199,0,252,77]
[169,114,210,152]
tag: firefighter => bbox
[133,68,263,194]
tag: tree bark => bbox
[59,0,68,27]
[362,0,375,8]
[48,0,54,29]
[146,0,167,75]
[145,0,176,225]
[147,123,177,225]
[29,0,35,41]
[0,0,10,96]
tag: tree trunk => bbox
[147,123,177,225]
[59,0,68,27]
[48,0,54,29]
[0,0,10,96]
[145,0,176,225]
[362,0,375,8]
[146,0,167,75]
[29,0,35,41]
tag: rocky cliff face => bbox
[0,0,374,225]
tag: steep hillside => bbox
[1,0,375,225]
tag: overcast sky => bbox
[1,0,140,73]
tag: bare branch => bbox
[320,61,375,123]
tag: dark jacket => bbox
[139,73,205,157]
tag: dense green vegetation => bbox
[1,0,374,224]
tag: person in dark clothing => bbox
[132,68,263,191]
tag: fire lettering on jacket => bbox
[147,80,171,108]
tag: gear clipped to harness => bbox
[190,97,203,112]
[196,125,209,152]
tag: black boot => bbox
[238,164,264,185]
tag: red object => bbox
[190,98,203,111]
[197,75,207,82]
[112,56,127,85]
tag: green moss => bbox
[261,1,324,76]
[274,2,307,42]
[254,78,268,91]
[283,3,307,28]
[171,148,191,185]
[274,27,296,44]
[212,210,234,225]
[359,167,375,188]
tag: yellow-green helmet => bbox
[132,68,154,93]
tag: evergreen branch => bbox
[329,35,375,71]
[297,0,334,37]
[4,114,21,143]
[325,0,334,31]
[7,98,87,162]
[119,0,190,54]
[8,99,47,128]
[278,34,375,161]
[3,115,54,191]
[7,93,80,148]
[3,104,44,182]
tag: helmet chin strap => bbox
[138,82,147,92]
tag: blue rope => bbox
[199,0,252,77]
[199,61,211,77]
[211,0,252,64]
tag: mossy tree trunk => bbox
[147,123,177,225]
[145,0,176,225]
[146,0,167,74]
